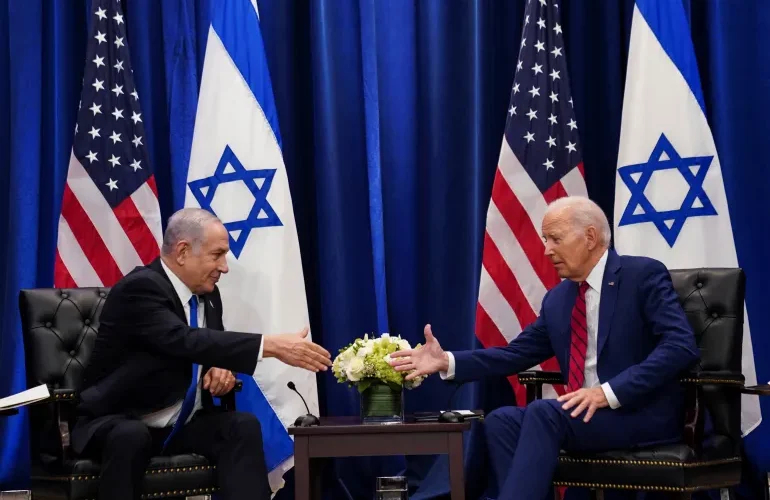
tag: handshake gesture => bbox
[261,324,448,377]
[263,327,332,372]
[389,324,450,379]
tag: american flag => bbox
[54,0,162,288]
[476,0,586,405]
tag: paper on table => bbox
[0,384,49,410]
[442,410,475,416]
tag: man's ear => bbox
[175,240,190,265]
[585,226,599,250]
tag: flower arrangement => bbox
[332,333,427,393]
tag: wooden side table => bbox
[288,416,472,500]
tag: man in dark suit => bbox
[72,208,332,500]
[390,196,700,499]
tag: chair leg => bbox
[589,489,604,500]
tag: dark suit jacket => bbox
[71,258,262,454]
[454,250,700,443]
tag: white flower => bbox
[397,339,411,351]
[356,345,372,358]
[346,357,365,382]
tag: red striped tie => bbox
[568,282,590,393]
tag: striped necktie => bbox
[567,282,590,393]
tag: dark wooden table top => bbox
[288,415,471,435]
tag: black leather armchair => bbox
[19,287,240,500]
[518,268,770,499]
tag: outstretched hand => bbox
[263,327,332,373]
[389,324,449,380]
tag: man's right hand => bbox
[389,324,449,380]
[262,327,332,372]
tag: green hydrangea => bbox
[332,333,427,393]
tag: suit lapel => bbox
[597,250,621,357]
[148,258,186,323]
[202,294,221,330]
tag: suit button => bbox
[99,292,106,298]
[696,282,703,288]
[84,319,91,325]
[45,322,52,328]
[711,312,718,319]
[69,350,76,357]
[61,292,68,299]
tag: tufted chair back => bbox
[19,287,109,463]
[19,287,109,390]
[669,268,744,455]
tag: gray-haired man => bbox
[72,208,331,500]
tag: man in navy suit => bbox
[390,196,699,499]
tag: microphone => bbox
[287,381,320,427]
[438,381,468,423]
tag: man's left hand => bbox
[557,387,608,423]
[203,368,236,396]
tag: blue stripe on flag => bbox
[234,376,294,471]
[210,0,283,149]
[635,0,706,114]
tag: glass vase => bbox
[360,381,404,425]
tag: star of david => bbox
[617,133,717,247]
[188,145,282,258]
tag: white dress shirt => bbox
[142,259,264,428]
[442,249,621,409]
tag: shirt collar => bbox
[160,258,196,307]
[585,248,609,292]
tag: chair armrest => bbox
[27,387,79,463]
[25,388,78,406]
[518,370,566,385]
[518,371,565,403]
[680,371,745,454]
[742,384,770,396]
[680,371,745,387]
[51,388,78,403]
[216,379,243,411]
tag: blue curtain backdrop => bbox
[1,0,770,499]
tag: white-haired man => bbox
[72,208,332,500]
[390,196,699,499]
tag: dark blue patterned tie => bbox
[163,296,200,450]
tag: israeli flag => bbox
[185,0,318,490]
[613,0,760,435]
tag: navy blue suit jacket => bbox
[454,250,700,438]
